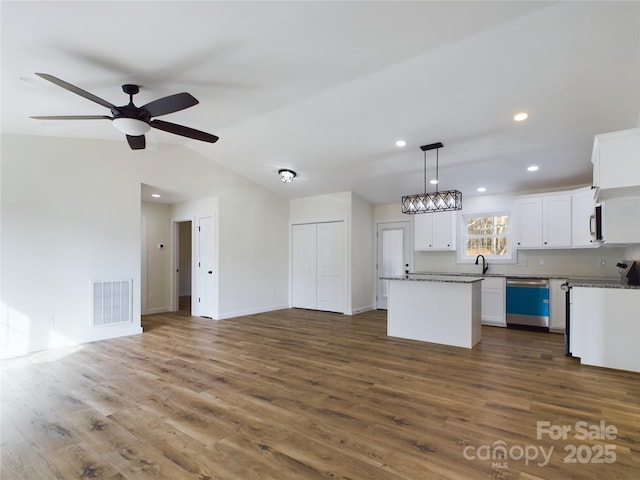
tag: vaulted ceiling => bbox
[2,1,639,205]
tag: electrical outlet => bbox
[538,259,546,266]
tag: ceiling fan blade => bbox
[35,73,116,109]
[142,92,198,118]
[126,135,146,150]
[150,119,219,144]
[31,115,112,120]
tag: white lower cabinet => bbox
[570,287,640,372]
[480,277,506,327]
[292,222,345,313]
[549,279,567,332]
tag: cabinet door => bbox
[542,195,572,248]
[480,277,505,326]
[571,190,598,247]
[515,198,543,248]
[597,128,640,190]
[432,211,456,250]
[549,279,567,332]
[414,214,434,250]
[603,197,640,244]
[292,224,317,309]
[316,222,345,313]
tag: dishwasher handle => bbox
[506,278,549,287]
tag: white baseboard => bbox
[142,306,171,315]
[89,324,143,342]
[346,305,376,315]
[216,303,290,320]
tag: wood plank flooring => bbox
[1,308,639,479]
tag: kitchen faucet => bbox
[475,254,489,274]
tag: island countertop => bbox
[381,275,484,283]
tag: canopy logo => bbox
[462,420,618,469]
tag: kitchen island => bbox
[383,275,484,348]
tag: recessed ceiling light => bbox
[430,179,438,185]
[477,187,487,192]
[527,165,539,172]
[514,112,529,122]
[395,140,406,147]
[151,194,161,198]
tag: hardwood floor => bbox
[1,308,639,479]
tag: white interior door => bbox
[196,216,215,318]
[316,222,345,313]
[377,221,412,309]
[292,224,317,309]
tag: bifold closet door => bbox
[316,222,344,313]
[292,223,317,309]
[291,221,345,313]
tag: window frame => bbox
[457,210,516,264]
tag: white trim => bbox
[217,304,290,320]
[143,306,172,315]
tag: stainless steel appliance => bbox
[506,277,550,331]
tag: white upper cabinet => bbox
[414,211,456,251]
[592,128,640,200]
[515,197,543,248]
[542,195,572,248]
[571,188,598,248]
[602,197,640,244]
[515,194,571,249]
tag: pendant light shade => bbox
[401,142,462,214]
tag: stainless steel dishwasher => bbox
[505,278,550,331]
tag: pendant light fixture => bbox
[401,142,462,214]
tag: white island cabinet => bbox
[385,275,483,349]
[570,285,640,372]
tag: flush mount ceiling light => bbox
[527,165,539,172]
[477,187,487,192]
[514,112,529,122]
[401,142,462,214]
[395,139,406,147]
[151,193,161,198]
[279,169,296,183]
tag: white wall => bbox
[350,193,374,313]
[1,135,143,358]
[1,134,290,358]
[141,202,172,314]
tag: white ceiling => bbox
[2,1,639,205]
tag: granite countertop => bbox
[565,279,640,289]
[381,274,484,283]
[410,272,640,289]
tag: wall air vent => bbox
[92,280,132,326]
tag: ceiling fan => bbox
[31,73,219,150]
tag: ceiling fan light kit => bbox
[30,73,219,150]
[112,117,151,136]
[401,142,462,214]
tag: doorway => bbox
[174,220,192,315]
[376,221,412,309]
